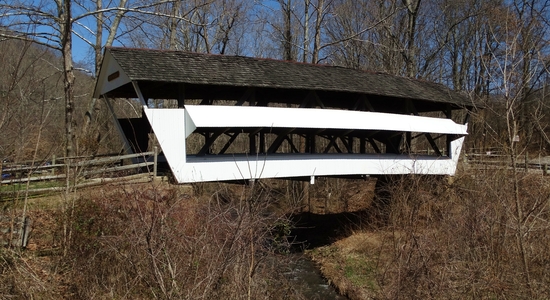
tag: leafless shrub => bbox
[0,248,52,299]
[64,182,302,299]
[372,171,550,299]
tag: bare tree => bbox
[324,0,381,69]
[483,2,550,294]
[121,0,249,55]
[81,0,127,154]
[0,0,214,157]
[280,0,296,60]
[0,0,78,157]
[401,0,421,77]
[0,38,66,161]
[311,0,326,63]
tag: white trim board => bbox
[184,105,468,135]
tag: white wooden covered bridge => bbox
[93,47,471,183]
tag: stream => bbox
[282,211,367,299]
[286,255,347,300]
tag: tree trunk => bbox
[402,0,421,78]
[312,0,324,64]
[169,0,182,50]
[303,0,309,63]
[62,0,76,158]
[82,0,128,151]
[95,0,103,74]
[282,0,293,61]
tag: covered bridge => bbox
[94,47,472,183]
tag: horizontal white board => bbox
[184,105,468,135]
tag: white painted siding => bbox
[144,107,466,183]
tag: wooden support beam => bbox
[339,136,352,153]
[322,129,354,153]
[444,104,452,119]
[405,99,415,115]
[352,97,362,110]
[299,94,309,108]
[412,132,424,139]
[267,128,295,153]
[177,83,185,108]
[425,133,443,156]
[131,81,147,106]
[284,136,300,153]
[323,136,343,153]
[299,91,325,108]
[105,97,137,160]
[219,133,240,154]
[199,98,213,105]
[249,89,256,106]
[384,134,403,154]
[368,138,381,153]
[406,99,444,156]
[364,97,375,112]
[198,128,229,155]
[405,132,412,153]
[306,129,325,153]
[446,134,451,156]
[248,128,262,154]
[313,91,325,108]
[250,133,256,154]
[353,95,375,112]
[306,134,316,153]
[259,132,266,153]
[236,87,256,106]
[356,131,379,153]
[431,134,445,140]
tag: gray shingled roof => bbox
[107,47,472,107]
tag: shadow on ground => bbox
[289,211,373,251]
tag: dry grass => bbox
[4,165,550,299]
[310,171,550,299]
[0,181,306,299]
[308,231,385,299]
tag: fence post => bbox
[153,146,158,181]
[544,164,548,176]
[525,151,529,173]
[51,155,56,175]
[20,216,31,248]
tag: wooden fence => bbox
[1,147,159,193]
[465,149,550,175]
[1,149,160,248]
